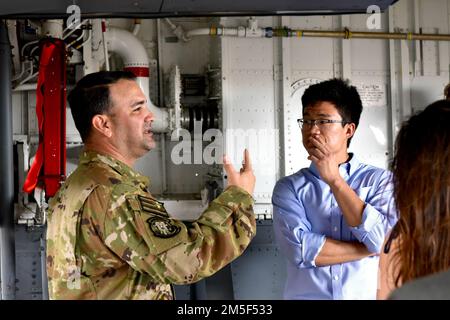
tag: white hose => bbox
[106,27,169,132]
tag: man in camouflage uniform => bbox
[46,71,256,299]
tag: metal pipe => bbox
[12,83,37,91]
[67,29,85,48]
[164,18,189,42]
[0,21,16,300]
[157,19,164,108]
[186,28,211,38]
[106,27,169,132]
[75,22,92,50]
[291,29,450,41]
[187,24,450,41]
[12,40,39,81]
[161,134,167,194]
[157,19,168,193]
[132,19,141,36]
[12,61,27,81]
[17,71,38,86]
[101,19,110,71]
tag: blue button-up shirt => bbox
[272,154,397,300]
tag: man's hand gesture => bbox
[223,149,255,195]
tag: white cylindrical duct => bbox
[42,20,64,38]
[101,20,110,71]
[217,27,239,36]
[186,28,211,37]
[106,27,169,132]
[132,19,142,36]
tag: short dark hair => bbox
[67,71,136,142]
[301,78,363,147]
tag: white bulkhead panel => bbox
[221,17,277,206]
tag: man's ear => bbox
[346,123,356,140]
[91,114,113,138]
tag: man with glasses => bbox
[272,78,396,299]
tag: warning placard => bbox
[356,83,387,107]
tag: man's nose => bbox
[304,122,320,134]
[145,109,154,122]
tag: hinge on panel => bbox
[273,64,282,81]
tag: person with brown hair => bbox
[377,99,450,299]
[444,83,450,100]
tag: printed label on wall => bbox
[355,83,387,107]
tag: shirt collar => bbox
[309,152,360,179]
[79,150,150,187]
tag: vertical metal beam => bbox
[332,16,342,78]
[341,15,352,80]
[220,18,231,174]
[413,0,423,76]
[272,16,283,179]
[400,40,412,118]
[40,234,49,300]
[0,21,16,300]
[388,7,401,161]
[280,16,292,178]
[156,19,168,194]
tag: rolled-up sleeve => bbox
[272,180,326,268]
[351,171,397,253]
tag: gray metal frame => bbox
[0,0,398,18]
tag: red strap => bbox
[23,41,51,194]
[23,39,66,196]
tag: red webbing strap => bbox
[23,38,67,197]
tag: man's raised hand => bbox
[223,149,255,195]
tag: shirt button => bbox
[333,226,338,232]
[333,275,339,281]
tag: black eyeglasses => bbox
[297,119,348,129]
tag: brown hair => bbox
[444,83,450,100]
[390,99,450,286]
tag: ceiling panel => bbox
[0,0,398,18]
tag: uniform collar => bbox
[309,152,360,179]
[79,150,150,187]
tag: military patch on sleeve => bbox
[147,217,181,238]
[138,195,169,218]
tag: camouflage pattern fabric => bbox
[46,151,256,299]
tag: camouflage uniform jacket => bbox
[46,151,256,299]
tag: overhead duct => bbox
[106,27,169,132]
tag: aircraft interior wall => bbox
[3,0,450,299]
